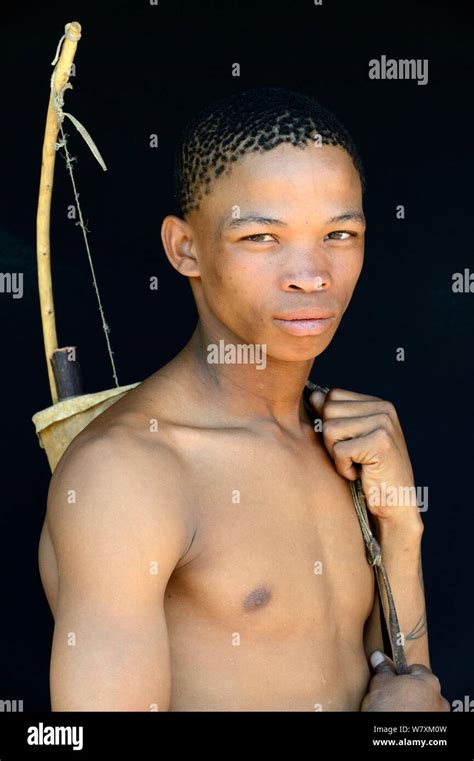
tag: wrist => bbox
[375,511,424,548]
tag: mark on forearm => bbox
[406,609,427,640]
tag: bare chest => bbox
[165,429,375,641]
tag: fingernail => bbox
[310,390,325,405]
[370,650,385,668]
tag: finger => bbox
[322,414,393,460]
[311,397,398,425]
[308,389,327,416]
[409,664,442,694]
[331,428,393,480]
[313,387,382,405]
[370,650,397,676]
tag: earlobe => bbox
[160,215,200,277]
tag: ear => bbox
[161,215,200,278]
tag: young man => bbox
[39,87,449,711]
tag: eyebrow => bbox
[328,212,366,225]
[224,211,366,230]
[225,215,287,230]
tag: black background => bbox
[0,0,472,711]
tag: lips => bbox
[273,310,336,321]
[272,311,336,336]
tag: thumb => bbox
[370,650,397,676]
[309,388,327,416]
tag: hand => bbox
[361,651,450,712]
[310,386,422,529]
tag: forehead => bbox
[190,142,362,228]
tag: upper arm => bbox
[47,431,192,711]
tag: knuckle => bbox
[431,674,442,691]
[382,400,396,415]
[374,427,392,448]
[332,439,347,455]
[322,418,339,435]
[378,411,393,427]
[322,400,337,418]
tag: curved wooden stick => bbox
[36,21,82,404]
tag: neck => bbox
[174,321,317,432]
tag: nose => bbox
[279,244,332,293]
[281,272,331,293]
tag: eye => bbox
[325,231,356,240]
[242,233,276,243]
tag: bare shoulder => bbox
[46,395,197,581]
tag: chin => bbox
[264,339,332,364]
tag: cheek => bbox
[202,257,270,338]
[333,251,364,299]
[203,251,264,309]
[204,261,240,308]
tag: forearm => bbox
[375,519,430,668]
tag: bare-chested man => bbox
[38,87,449,712]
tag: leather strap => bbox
[304,380,410,675]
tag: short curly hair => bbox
[173,86,366,218]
